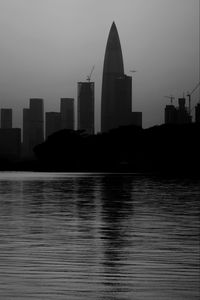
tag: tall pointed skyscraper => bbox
[101,22,142,132]
[101,22,124,132]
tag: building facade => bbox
[165,105,177,124]
[77,82,94,134]
[22,108,31,156]
[1,108,12,129]
[0,128,21,161]
[195,103,200,123]
[45,112,61,139]
[60,98,74,130]
[29,98,44,145]
[23,98,44,157]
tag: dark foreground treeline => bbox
[1,123,200,174]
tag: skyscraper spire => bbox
[103,22,124,75]
[101,22,125,132]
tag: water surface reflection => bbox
[0,172,199,300]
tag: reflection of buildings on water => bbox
[99,175,134,262]
[100,175,134,245]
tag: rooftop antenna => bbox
[86,65,95,82]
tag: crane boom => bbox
[86,65,95,82]
[190,81,200,95]
[187,81,200,113]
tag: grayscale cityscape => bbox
[0,1,199,300]
[0,22,199,162]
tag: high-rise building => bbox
[114,75,132,127]
[45,112,61,139]
[22,108,31,156]
[1,108,12,129]
[22,98,44,157]
[101,22,142,132]
[29,98,44,152]
[29,98,44,145]
[60,98,74,130]
[101,22,124,132]
[77,82,94,134]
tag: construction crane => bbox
[86,66,95,82]
[164,95,175,105]
[187,81,200,114]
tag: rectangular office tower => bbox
[29,98,44,145]
[78,82,95,135]
[45,112,61,139]
[60,98,74,130]
[23,98,44,157]
[1,108,12,128]
[114,75,132,127]
[115,75,142,128]
[23,108,31,156]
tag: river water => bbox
[0,172,199,300]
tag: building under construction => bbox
[165,97,192,125]
[77,81,95,135]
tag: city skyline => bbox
[0,0,199,130]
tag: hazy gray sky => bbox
[0,0,199,130]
